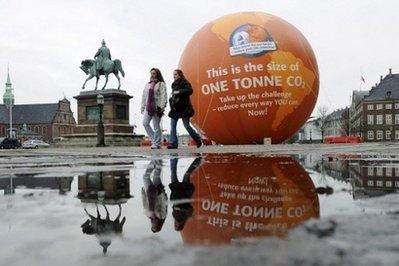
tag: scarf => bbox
[146,79,158,116]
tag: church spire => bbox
[3,64,15,107]
[6,64,11,86]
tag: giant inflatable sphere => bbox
[179,12,319,144]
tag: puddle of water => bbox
[0,153,398,264]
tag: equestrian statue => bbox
[80,40,125,90]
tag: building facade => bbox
[352,69,399,142]
[324,107,349,137]
[297,117,322,143]
[0,69,76,141]
[349,90,368,136]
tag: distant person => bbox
[169,157,201,231]
[141,68,167,149]
[167,69,202,149]
[141,159,168,233]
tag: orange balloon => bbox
[181,155,319,245]
[179,12,319,144]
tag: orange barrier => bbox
[324,136,362,144]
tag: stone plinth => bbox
[60,89,143,147]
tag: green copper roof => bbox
[6,64,11,86]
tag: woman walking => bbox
[167,69,202,149]
[141,68,167,149]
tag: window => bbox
[367,180,374,186]
[376,104,383,110]
[386,181,393,187]
[396,130,399,140]
[386,130,391,140]
[386,104,392,109]
[367,115,374,125]
[395,114,399,124]
[386,114,392,124]
[376,180,383,187]
[368,167,374,176]
[395,181,399,188]
[377,130,383,140]
[367,104,374,110]
[367,130,374,140]
[376,167,383,176]
[376,115,383,125]
[395,103,399,109]
[116,105,127,120]
[386,168,392,177]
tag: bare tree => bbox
[317,105,329,141]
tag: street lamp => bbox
[7,99,13,138]
[97,94,105,147]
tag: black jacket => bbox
[168,78,195,119]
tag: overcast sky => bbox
[0,0,398,134]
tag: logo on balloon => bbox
[229,24,277,57]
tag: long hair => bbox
[150,68,165,82]
[174,69,186,80]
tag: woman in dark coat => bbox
[167,69,202,149]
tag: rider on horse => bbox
[94,40,111,74]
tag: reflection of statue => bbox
[169,157,201,231]
[81,204,126,254]
[77,171,131,204]
[141,160,168,233]
[77,171,131,254]
[80,40,125,91]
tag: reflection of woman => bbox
[141,160,168,233]
[81,204,126,254]
[169,157,201,231]
[141,68,168,149]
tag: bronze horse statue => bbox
[80,59,125,90]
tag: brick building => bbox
[351,69,399,142]
[0,69,76,141]
[349,159,399,199]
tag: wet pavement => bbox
[1,151,399,265]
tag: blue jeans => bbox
[169,117,201,147]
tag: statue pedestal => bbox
[60,89,143,147]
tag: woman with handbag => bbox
[141,68,167,149]
[167,69,203,149]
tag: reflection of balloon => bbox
[179,12,319,144]
[181,155,319,245]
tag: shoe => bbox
[151,146,161,149]
[196,140,203,148]
[167,145,178,149]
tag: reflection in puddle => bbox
[1,154,398,263]
[77,171,131,254]
[182,155,319,244]
[304,155,399,198]
[0,175,73,195]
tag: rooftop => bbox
[0,103,59,124]
[364,71,399,101]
